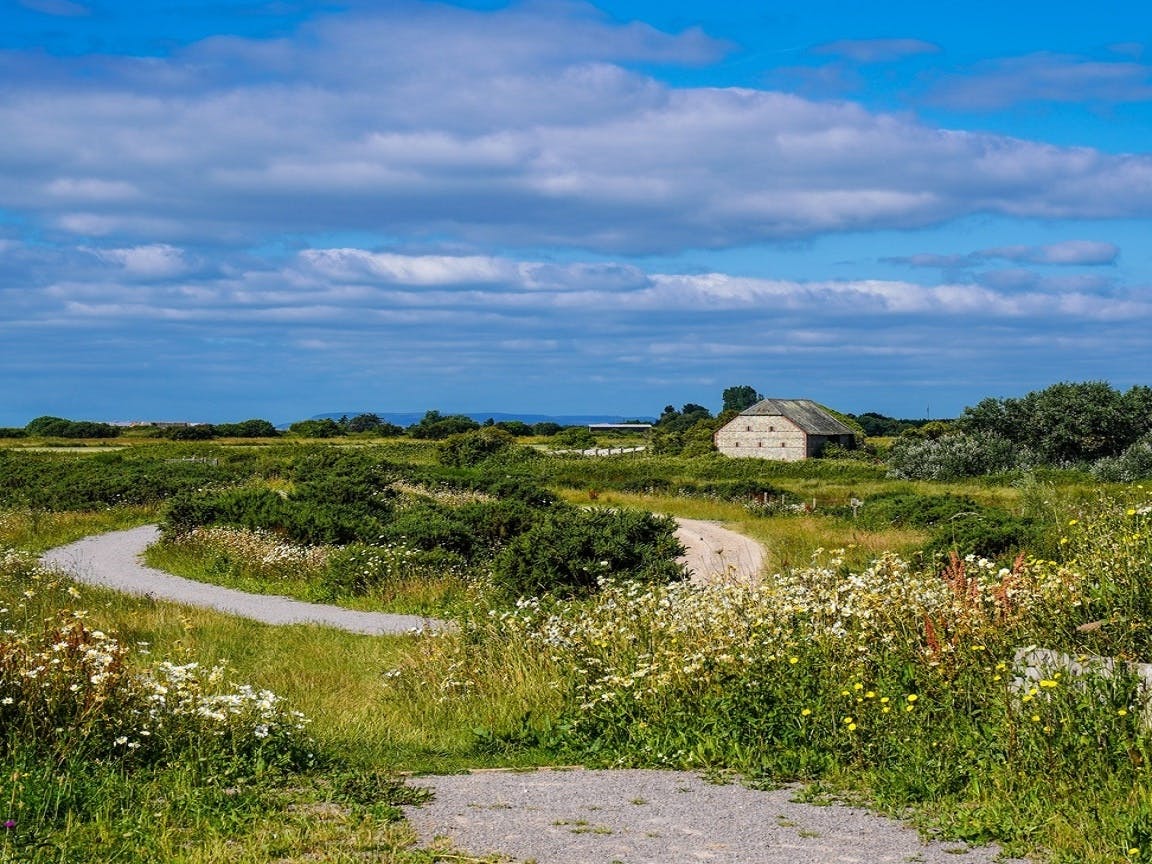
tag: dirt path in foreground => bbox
[675,517,765,583]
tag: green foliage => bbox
[959,380,1152,465]
[25,416,121,439]
[288,418,343,438]
[492,508,686,598]
[656,403,713,434]
[887,433,1025,480]
[554,426,597,448]
[165,423,216,440]
[856,492,1039,560]
[1091,434,1152,482]
[213,418,279,437]
[0,449,248,511]
[851,412,930,437]
[407,410,481,440]
[0,428,26,438]
[721,385,763,413]
[167,450,398,545]
[438,427,515,467]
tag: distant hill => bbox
[310,411,655,427]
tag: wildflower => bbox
[3,820,14,830]
[1119,708,1129,717]
[800,708,812,717]
[1039,679,1058,689]
[789,657,799,665]
[1031,715,1040,722]
[906,694,918,703]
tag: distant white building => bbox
[713,399,856,461]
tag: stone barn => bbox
[713,399,856,462]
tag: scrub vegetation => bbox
[4,387,1152,862]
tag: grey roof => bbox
[739,399,855,436]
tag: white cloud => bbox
[0,6,1149,254]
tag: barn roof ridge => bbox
[739,398,855,435]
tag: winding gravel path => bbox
[39,525,447,635]
[40,526,1026,863]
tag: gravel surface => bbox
[404,768,1029,864]
[39,526,449,635]
[675,518,765,584]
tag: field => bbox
[2,436,1151,862]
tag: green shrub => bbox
[439,427,516,467]
[492,508,685,598]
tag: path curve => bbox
[39,526,448,635]
[39,526,1025,862]
[675,517,765,583]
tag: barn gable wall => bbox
[713,415,808,462]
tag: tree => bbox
[345,413,382,434]
[958,381,1149,465]
[408,410,480,440]
[214,418,278,438]
[722,385,763,413]
[288,418,343,438]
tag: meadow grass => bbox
[0,509,547,862]
[5,462,1152,863]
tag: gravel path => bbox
[404,768,1028,864]
[675,517,765,583]
[39,526,448,635]
[41,526,1025,863]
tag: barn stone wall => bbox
[713,416,809,462]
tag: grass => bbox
[5,452,1152,863]
[142,533,472,619]
[0,508,555,862]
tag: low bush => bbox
[492,508,685,598]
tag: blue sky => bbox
[3,0,1152,424]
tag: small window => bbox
[780,442,786,448]
[758,441,763,447]
[734,442,739,447]
[746,425,752,432]
[769,425,775,432]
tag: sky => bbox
[3,0,1152,424]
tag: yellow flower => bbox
[1031,714,1040,722]
[1039,679,1058,689]
[906,694,918,703]
[879,696,890,704]
[853,683,864,691]
[882,706,891,714]
[847,723,858,732]
[801,708,812,717]
[865,691,875,699]
[789,657,799,665]
[1068,519,1079,526]
[1119,708,1129,717]
[843,716,854,724]
[1128,849,1140,857]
